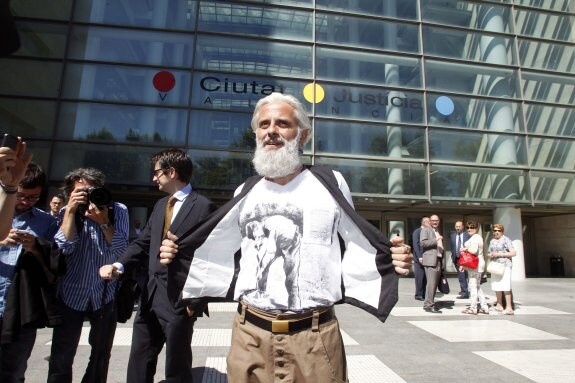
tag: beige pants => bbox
[226,308,348,383]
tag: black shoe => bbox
[424,307,442,314]
[415,296,425,301]
[456,294,470,299]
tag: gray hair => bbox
[250,92,312,145]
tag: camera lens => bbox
[87,187,112,207]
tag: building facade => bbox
[1,0,574,276]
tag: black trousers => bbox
[413,261,427,298]
[47,301,117,383]
[0,319,37,383]
[127,285,197,383]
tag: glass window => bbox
[521,71,575,104]
[198,2,312,42]
[315,120,425,160]
[68,26,194,67]
[427,93,523,132]
[316,48,421,88]
[524,103,575,137]
[531,171,575,204]
[423,26,516,65]
[50,142,160,185]
[0,98,56,139]
[191,72,310,113]
[316,13,419,54]
[74,0,197,31]
[62,63,191,106]
[518,38,574,73]
[194,35,312,77]
[513,0,572,12]
[429,128,527,166]
[56,102,188,145]
[12,0,73,20]
[14,21,68,59]
[0,59,62,98]
[20,140,51,174]
[514,8,574,42]
[189,110,255,150]
[421,0,512,32]
[316,0,418,20]
[313,83,424,124]
[189,149,258,191]
[425,60,519,98]
[430,165,528,202]
[528,137,575,170]
[314,157,427,197]
[232,0,312,6]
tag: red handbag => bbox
[459,250,478,269]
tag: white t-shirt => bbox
[233,169,353,312]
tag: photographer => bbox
[48,168,129,383]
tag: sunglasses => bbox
[492,229,502,232]
[466,226,476,229]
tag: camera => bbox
[77,187,112,215]
[1,133,19,150]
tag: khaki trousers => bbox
[226,306,348,383]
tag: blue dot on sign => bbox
[435,96,455,116]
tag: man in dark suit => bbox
[411,217,429,301]
[100,148,216,383]
[449,220,470,299]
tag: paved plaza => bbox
[26,277,575,383]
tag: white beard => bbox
[252,132,302,179]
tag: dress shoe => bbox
[414,296,425,301]
[423,307,442,314]
[456,293,470,299]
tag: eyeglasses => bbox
[152,168,166,178]
[16,193,40,202]
[492,229,502,233]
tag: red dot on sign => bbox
[153,71,176,92]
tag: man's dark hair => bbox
[62,167,105,198]
[20,162,46,189]
[151,148,193,183]
[50,193,65,201]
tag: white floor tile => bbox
[347,355,406,383]
[474,349,575,383]
[408,320,567,342]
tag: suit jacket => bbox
[167,166,399,323]
[412,227,423,263]
[450,231,470,261]
[420,227,441,267]
[118,189,216,312]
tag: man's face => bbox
[454,221,464,233]
[15,186,42,214]
[252,101,308,179]
[50,196,63,214]
[152,161,172,192]
[422,218,430,228]
[430,215,440,229]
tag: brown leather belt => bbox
[237,304,335,333]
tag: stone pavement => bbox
[26,277,575,382]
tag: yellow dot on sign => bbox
[303,83,325,104]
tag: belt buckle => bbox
[271,320,290,333]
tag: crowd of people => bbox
[411,215,516,315]
[1,93,413,383]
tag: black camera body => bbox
[77,186,112,216]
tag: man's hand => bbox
[159,231,179,265]
[66,186,89,215]
[99,264,122,280]
[85,203,109,225]
[0,229,21,247]
[390,245,413,276]
[0,139,32,185]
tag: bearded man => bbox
[158,92,413,383]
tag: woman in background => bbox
[488,224,516,315]
[460,221,488,315]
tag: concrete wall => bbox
[533,214,575,277]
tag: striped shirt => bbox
[55,202,129,311]
[0,207,58,316]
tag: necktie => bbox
[163,196,177,237]
[456,233,461,256]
